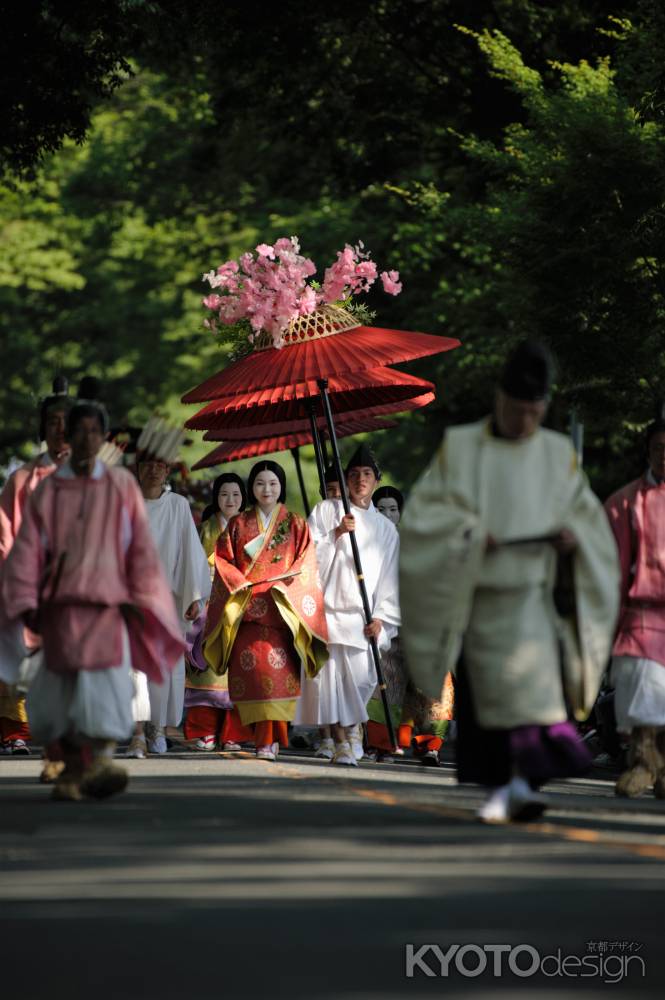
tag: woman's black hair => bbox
[372,485,404,513]
[66,401,109,439]
[247,460,287,505]
[201,472,247,522]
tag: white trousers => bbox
[26,630,134,743]
[295,643,376,728]
[131,669,151,723]
[611,655,665,733]
[148,655,185,728]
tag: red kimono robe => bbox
[203,505,328,726]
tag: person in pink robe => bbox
[2,400,185,801]
[0,380,72,756]
[605,419,665,798]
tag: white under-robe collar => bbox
[56,457,105,480]
[257,506,275,531]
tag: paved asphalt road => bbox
[2,748,665,999]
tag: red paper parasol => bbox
[185,367,434,432]
[192,415,399,471]
[182,308,459,404]
[201,392,434,441]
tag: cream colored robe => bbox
[399,419,620,728]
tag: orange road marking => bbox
[350,787,665,861]
[212,757,665,859]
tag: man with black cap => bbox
[0,378,72,755]
[400,340,620,822]
[297,443,400,765]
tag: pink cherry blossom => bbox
[380,270,402,296]
[202,294,222,310]
[202,236,403,347]
[355,260,377,280]
[299,285,318,315]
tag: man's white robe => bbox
[143,491,211,728]
[399,419,620,729]
[296,499,400,727]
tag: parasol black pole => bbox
[316,376,398,751]
[305,398,327,498]
[290,447,310,517]
[320,430,330,466]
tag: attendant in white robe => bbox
[400,341,620,823]
[297,445,400,766]
[133,457,211,755]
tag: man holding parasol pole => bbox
[298,443,400,764]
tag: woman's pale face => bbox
[253,471,281,513]
[377,498,401,525]
[218,483,243,520]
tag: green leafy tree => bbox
[0,1,147,176]
[2,1,659,502]
[383,20,665,492]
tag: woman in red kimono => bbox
[203,461,328,760]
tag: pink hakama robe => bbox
[0,454,57,738]
[605,473,665,732]
[2,459,185,742]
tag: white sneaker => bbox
[477,779,546,824]
[10,739,30,756]
[124,735,147,759]
[508,776,546,822]
[222,741,242,752]
[256,741,279,762]
[315,738,335,760]
[332,741,358,767]
[148,732,168,755]
[194,735,216,751]
[349,724,365,761]
[477,784,512,824]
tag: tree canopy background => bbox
[1,0,664,504]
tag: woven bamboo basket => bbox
[252,304,361,352]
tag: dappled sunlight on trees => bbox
[1,1,663,497]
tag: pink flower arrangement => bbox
[202,237,401,348]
